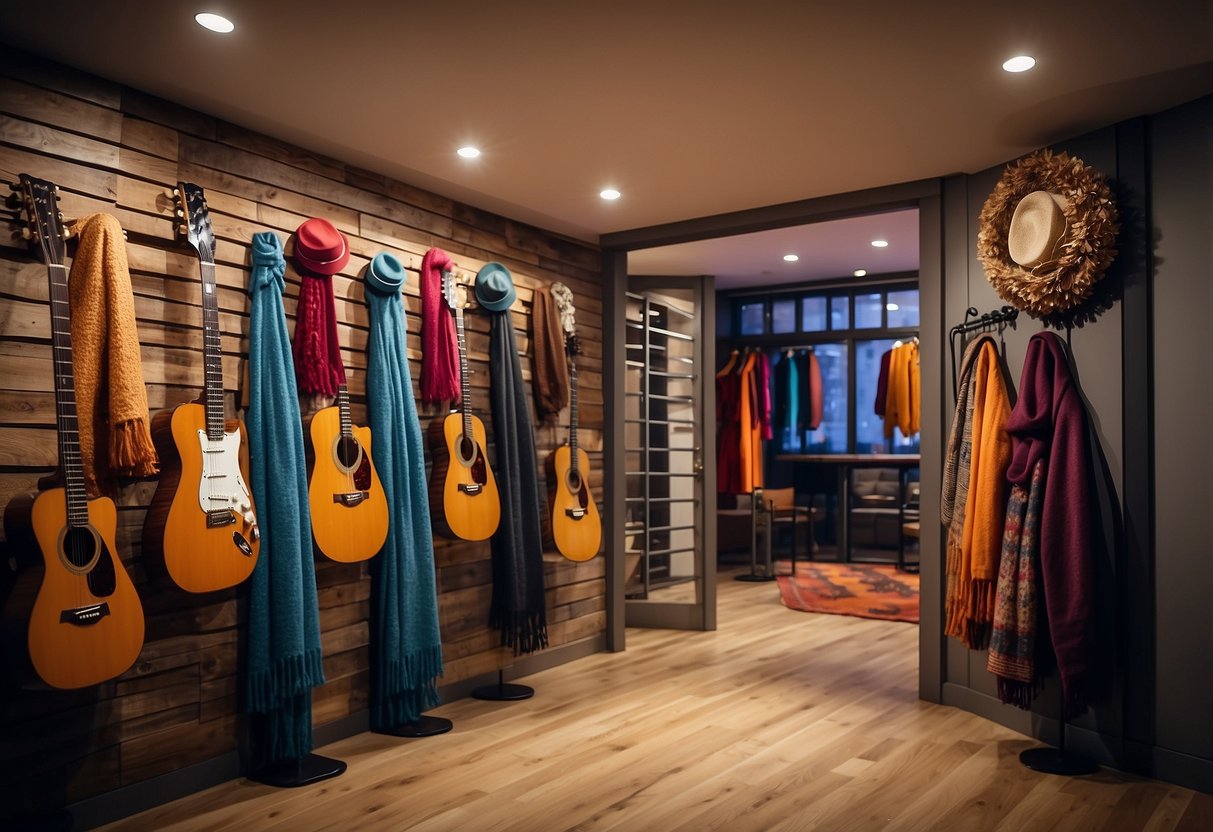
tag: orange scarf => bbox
[68,214,158,494]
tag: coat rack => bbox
[948,306,1018,398]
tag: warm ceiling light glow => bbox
[783,254,799,262]
[853,269,867,277]
[1002,55,1036,73]
[886,303,900,311]
[195,12,234,33]
[871,239,889,248]
[457,146,481,159]
[600,188,621,200]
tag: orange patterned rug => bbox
[776,562,919,623]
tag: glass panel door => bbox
[623,277,714,630]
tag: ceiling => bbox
[2,1,1210,259]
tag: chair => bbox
[898,479,921,572]
[849,468,903,551]
[763,487,816,575]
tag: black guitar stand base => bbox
[472,669,534,701]
[376,714,454,738]
[252,753,347,788]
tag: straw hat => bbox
[977,150,1118,319]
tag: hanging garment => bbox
[716,351,742,493]
[364,253,444,728]
[987,458,1044,708]
[738,351,763,492]
[803,349,823,431]
[66,213,158,495]
[903,340,921,436]
[874,348,892,417]
[244,232,325,764]
[755,349,773,441]
[487,297,549,654]
[292,271,346,400]
[943,337,1011,649]
[775,351,800,438]
[883,341,921,439]
[419,247,461,404]
[1002,331,1096,718]
[531,285,570,422]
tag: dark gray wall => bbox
[930,95,1213,793]
[1151,96,1213,789]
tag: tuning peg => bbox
[178,224,189,236]
[175,208,184,218]
[8,182,19,193]
[172,187,180,197]
[21,228,35,241]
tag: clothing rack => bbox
[948,306,1018,398]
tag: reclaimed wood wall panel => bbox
[0,51,604,820]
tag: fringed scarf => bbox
[419,247,461,404]
[292,271,346,401]
[488,305,549,654]
[244,232,325,764]
[67,213,158,495]
[943,336,1012,649]
[531,285,569,422]
[1003,331,1096,718]
[363,253,444,728]
[988,458,1044,708]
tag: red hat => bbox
[293,218,350,275]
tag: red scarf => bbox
[292,271,346,397]
[420,247,461,404]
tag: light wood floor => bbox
[104,570,1211,832]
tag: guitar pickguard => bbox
[196,429,256,533]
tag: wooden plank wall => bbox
[0,52,605,819]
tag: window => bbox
[856,338,897,453]
[801,296,827,332]
[887,289,920,328]
[855,292,883,328]
[739,301,765,335]
[800,343,848,454]
[771,299,796,334]
[830,294,849,330]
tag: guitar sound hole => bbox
[62,527,97,569]
[459,435,477,464]
[336,436,362,468]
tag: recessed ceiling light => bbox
[195,12,234,33]
[871,239,889,248]
[457,146,481,159]
[600,188,621,201]
[783,254,799,262]
[886,303,900,311]
[853,269,867,277]
[1002,55,1036,73]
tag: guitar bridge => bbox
[206,509,236,528]
[333,491,370,507]
[458,483,483,495]
[60,603,110,627]
[565,507,587,520]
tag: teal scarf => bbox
[244,232,325,762]
[364,253,444,728]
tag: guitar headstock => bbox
[566,333,582,358]
[174,182,215,263]
[16,174,69,267]
[550,281,577,338]
[441,269,468,311]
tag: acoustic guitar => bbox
[143,183,260,593]
[545,290,602,561]
[1,174,145,688]
[427,271,500,540]
[305,383,389,562]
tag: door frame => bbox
[601,178,946,706]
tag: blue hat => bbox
[474,262,516,312]
[366,251,405,294]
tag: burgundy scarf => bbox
[292,272,346,397]
[420,247,461,404]
[1004,331,1095,718]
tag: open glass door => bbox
[623,277,715,630]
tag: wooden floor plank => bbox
[99,569,1205,832]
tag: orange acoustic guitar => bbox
[1,174,144,688]
[305,383,389,561]
[545,289,602,561]
[142,183,260,593]
[427,271,500,540]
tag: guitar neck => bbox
[456,303,472,439]
[337,383,352,437]
[569,353,579,475]
[47,260,89,525]
[199,259,225,440]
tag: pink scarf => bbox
[420,247,461,403]
[292,272,346,397]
